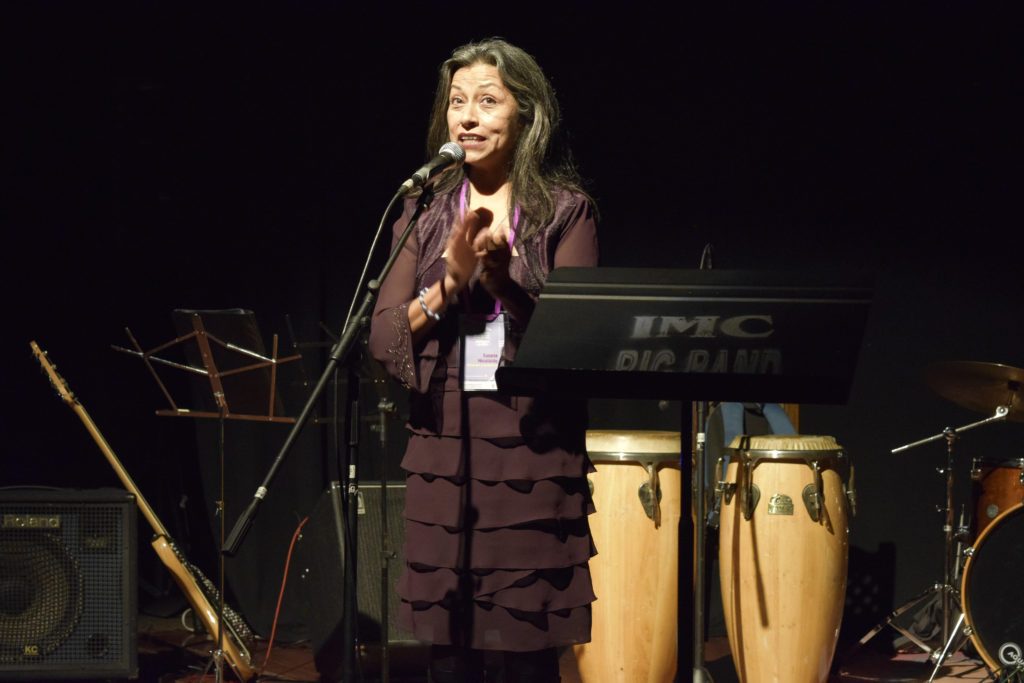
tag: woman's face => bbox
[446,63,522,177]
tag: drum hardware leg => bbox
[842,583,952,660]
[926,610,968,682]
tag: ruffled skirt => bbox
[397,434,597,652]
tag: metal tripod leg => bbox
[927,611,967,682]
[843,583,946,661]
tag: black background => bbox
[6,2,1023,650]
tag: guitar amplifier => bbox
[0,487,137,680]
[297,481,422,681]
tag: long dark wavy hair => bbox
[424,38,589,240]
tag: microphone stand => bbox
[223,185,437,681]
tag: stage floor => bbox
[123,612,995,683]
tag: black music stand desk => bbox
[496,266,872,678]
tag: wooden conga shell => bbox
[574,430,681,683]
[718,435,851,683]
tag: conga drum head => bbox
[586,429,681,460]
[962,503,1024,672]
[727,433,841,454]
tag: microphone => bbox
[398,142,466,196]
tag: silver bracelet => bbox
[418,287,442,321]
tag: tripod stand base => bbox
[844,584,957,660]
[838,584,972,683]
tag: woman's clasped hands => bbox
[443,208,513,300]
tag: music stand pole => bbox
[675,403,695,683]
[691,400,712,683]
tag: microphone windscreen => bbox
[439,141,466,164]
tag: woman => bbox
[369,38,598,683]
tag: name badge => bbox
[461,312,507,392]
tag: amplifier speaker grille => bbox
[0,488,137,680]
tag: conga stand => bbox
[852,405,1008,677]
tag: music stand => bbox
[497,266,872,682]
[115,309,302,681]
[115,308,301,423]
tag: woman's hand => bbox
[443,209,488,297]
[472,225,513,298]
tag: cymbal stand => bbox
[854,406,1008,668]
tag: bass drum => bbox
[961,502,1024,672]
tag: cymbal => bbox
[923,360,1024,421]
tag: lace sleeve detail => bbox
[386,302,416,389]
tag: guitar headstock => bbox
[30,341,77,406]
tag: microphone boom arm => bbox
[223,186,436,556]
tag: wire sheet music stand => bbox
[116,308,301,423]
[115,308,302,682]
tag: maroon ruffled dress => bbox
[368,185,599,652]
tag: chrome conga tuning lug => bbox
[802,484,822,522]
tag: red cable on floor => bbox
[257,515,309,678]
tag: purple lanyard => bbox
[459,179,520,316]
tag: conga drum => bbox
[971,457,1024,538]
[574,430,681,683]
[961,502,1024,673]
[718,434,854,683]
